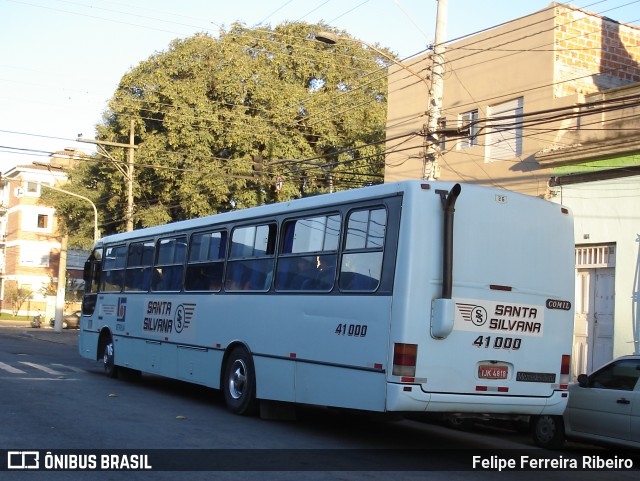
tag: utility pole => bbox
[127,119,135,232]
[54,235,67,333]
[423,0,449,180]
[77,119,137,231]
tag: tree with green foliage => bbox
[45,21,392,243]
[5,282,32,317]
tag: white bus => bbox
[79,180,574,446]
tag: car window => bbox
[587,359,640,391]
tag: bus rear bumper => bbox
[385,383,568,415]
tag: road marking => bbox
[51,363,84,373]
[0,361,26,374]
[19,362,65,376]
[0,377,78,381]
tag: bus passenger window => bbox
[339,208,386,292]
[226,224,276,292]
[152,236,187,292]
[185,231,226,291]
[99,245,127,292]
[275,214,340,292]
[125,240,154,292]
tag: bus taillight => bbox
[393,343,417,378]
[560,354,571,389]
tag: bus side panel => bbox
[254,357,296,402]
[295,363,387,411]
[176,346,220,385]
[78,328,99,360]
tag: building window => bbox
[486,97,523,161]
[37,214,48,229]
[459,110,479,149]
[26,182,39,194]
[19,245,51,267]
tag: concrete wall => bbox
[550,177,640,358]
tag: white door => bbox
[573,271,590,377]
[574,267,615,374]
[592,268,615,370]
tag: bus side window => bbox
[152,236,187,292]
[226,224,276,291]
[185,231,227,291]
[100,245,126,292]
[275,214,340,292]
[339,208,386,292]
[125,240,154,292]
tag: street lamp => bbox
[36,181,99,332]
[316,0,449,180]
[40,183,99,243]
[314,31,430,87]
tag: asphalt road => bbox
[0,324,636,481]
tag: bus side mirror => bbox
[431,298,454,339]
[83,260,91,283]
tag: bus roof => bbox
[93,180,552,246]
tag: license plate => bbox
[478,365,508,379]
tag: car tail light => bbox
[393,343,417,378]
[560,354,570,389]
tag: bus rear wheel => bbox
[223,347,258,415]
[102,336,118,379]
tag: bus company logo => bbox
[457,303,488,327]
[174,304,195,333]
[117,297,127,322]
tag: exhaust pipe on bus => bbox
[431,183,461,339]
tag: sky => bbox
[1,0,639,173]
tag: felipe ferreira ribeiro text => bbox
[473,455,635,471]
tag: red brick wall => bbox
[555,5,640,97]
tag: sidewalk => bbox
[0,318,79,346]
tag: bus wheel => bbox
[223,347,257,415]
[531,415,565,449]
[103,336,118,379]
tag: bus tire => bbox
[223,347,258,415]
[102,336,118,379]
[443,414,474,431]
[531,415,565,449]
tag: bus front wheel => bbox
[102,336,118,379]
[223,347,258,415]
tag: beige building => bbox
[0,152,86,318]
[385,3,640,374]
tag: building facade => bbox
[385,3,640,374]
[0,154,85,318]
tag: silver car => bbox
[533,355,640,449]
